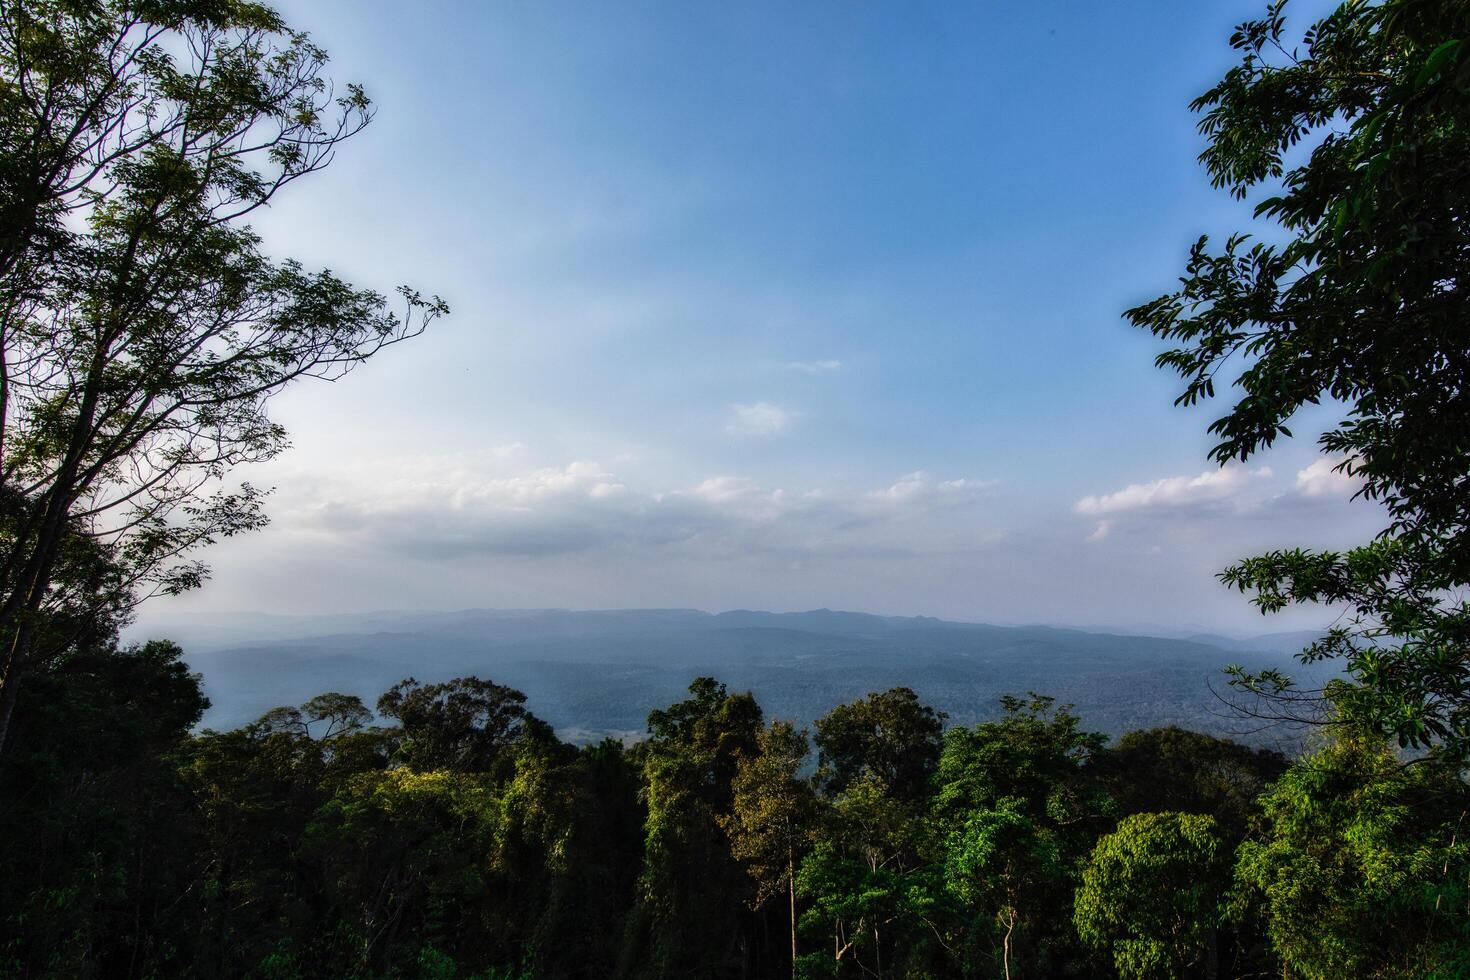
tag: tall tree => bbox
[801,689,952,978]
[0,0,445,753]
[0,640,208,976]
[1101,727,1287,840]
[796,773,946,979]
[931,695,1110,979]
[942,797,1063,980]
[625,678,763,978]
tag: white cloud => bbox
[686,476,762,504]
[1074,464,1273,516]
[727,402,792,436]
[784,359,843,374]
[276,452,998,562]
[869,471,996,508]
[1296,457,1362,499]
[1086,520,1112,542]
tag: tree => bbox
[722,720,818,979]
[931,695,1110,979]
[813,687,945,803]
[1234,738,1470,978]
[256,693,372,742]
[0,640,208,976]
[625,678,763,978]
[0,0,446,754]
[183,705,343,974]
[1074,812,1230,980]
[797,690,953,978]
[307,766,503,977]
[376,677,547,775]
[796,773,947,979]
[1102,727,1287,839]
[1127,0,1470,755]
[492,738,644,978]
[943,797,1063,980]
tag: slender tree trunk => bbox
[0,670,19,759]
[788,846,798,980]
[1001,909,1015,980]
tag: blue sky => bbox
[140,0,1380,634]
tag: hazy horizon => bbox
[129,601,1324,650]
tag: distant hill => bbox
[1181,630,1324,656]
[147,607,1325,750]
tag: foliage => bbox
[930,695,1111,979]
[623,677,763,978]
[1074,813,1230,980]
[1128,0,1470,570]
[1127,0,1470,757]
[813,686,945,803]
[1101,727,1287,839]
[0,0,444,754]
[1234,738,1470,979]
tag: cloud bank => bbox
[279,453,1001,564]
[1074,456,1382,546]
[1075,464,1273,517]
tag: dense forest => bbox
[3,0,1470,976]
[2,648,1466,979]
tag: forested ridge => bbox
[3,0,1470,976]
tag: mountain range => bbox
[137,608,1331,750]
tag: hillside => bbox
[157,608,1318,746]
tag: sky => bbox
[138,0,1380,636]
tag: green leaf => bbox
[1415,39,1463,88]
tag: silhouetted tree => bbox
[377,676,548,775]
[0,0,445,754]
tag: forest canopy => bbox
[2,659,1466,978]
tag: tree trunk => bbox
[1002,909,1015,980]
[0,668,19,762]
[788,846,798,980]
